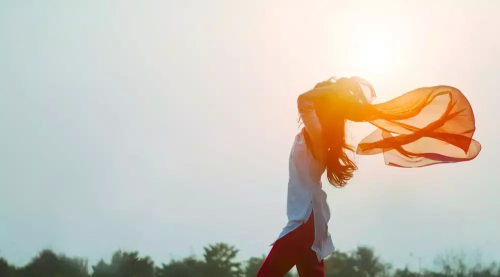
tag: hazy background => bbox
[1,0,498,271]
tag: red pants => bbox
[257,213,324,277]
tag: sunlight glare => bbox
[355,34,395,76]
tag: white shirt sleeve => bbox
[297,97,324,153]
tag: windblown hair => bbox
[302,76,481,186]
[302,77,364,188]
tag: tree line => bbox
[1,243,499,277]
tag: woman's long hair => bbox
[302,77,365,188]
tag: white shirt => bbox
[275,98,335,262]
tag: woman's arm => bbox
[299,80,380,123]
[297,84,350,160]
[297,83,350,104]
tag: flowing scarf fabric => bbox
[344,77,481,167]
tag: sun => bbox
[354,34,396,75]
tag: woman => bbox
[257,77,481,277]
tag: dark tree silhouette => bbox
[203,243,243,277]
[156,257,205,277]
[323,247,391,277]
[1,244,500,277]
[14,249,89,277]
[433,251,500,277]
[244,256,266,277]
[0,257,16,277]
[352,246,392,277]
[92,250,154,277]
[394,267,421,277]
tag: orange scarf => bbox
[346,77,481,167]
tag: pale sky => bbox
[1,0,499,271]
